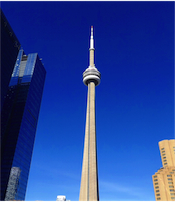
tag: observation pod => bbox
[83,66,101,86]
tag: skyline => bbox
[1,1,174,201]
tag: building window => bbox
[162,150,165,153]
[162,153,166,156]
[154,175,157,178]
[171,197,175,199]
[163,160,167,162]
[170,172,174,174]
[154,179,158,182]
[155,186,159,189]
[168,182,173,184]
[168,178,172,181]
[156,190,159,192]
[170,193,175,195]
[157,198,161,200]
[170,189,174,192]
[163,156,166,159]
[161,148,165,150]
[156,194,160,196]
[169,186,174,188]
[155,183,158,185]
[164,163,167,165]
[167,175,172,177]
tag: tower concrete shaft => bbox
[79,26,100,201]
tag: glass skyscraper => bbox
[1,50,46,200]
[1,9,21,109]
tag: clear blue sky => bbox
[1,1,174,201]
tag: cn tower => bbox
[79,26,101,201]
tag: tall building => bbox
[1,50,46,201]
[152,139,175,201]
[1,9,21,109]
[79,26,100,201]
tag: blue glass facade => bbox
[1,50,46,200]
[1,9,21,109]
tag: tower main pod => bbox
[79,26,101,201]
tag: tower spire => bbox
[89,26,95,67]
[90,26,94,50]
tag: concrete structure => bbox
[159,139,175,167]
[152,139,175,201]
[79,26,100,201]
